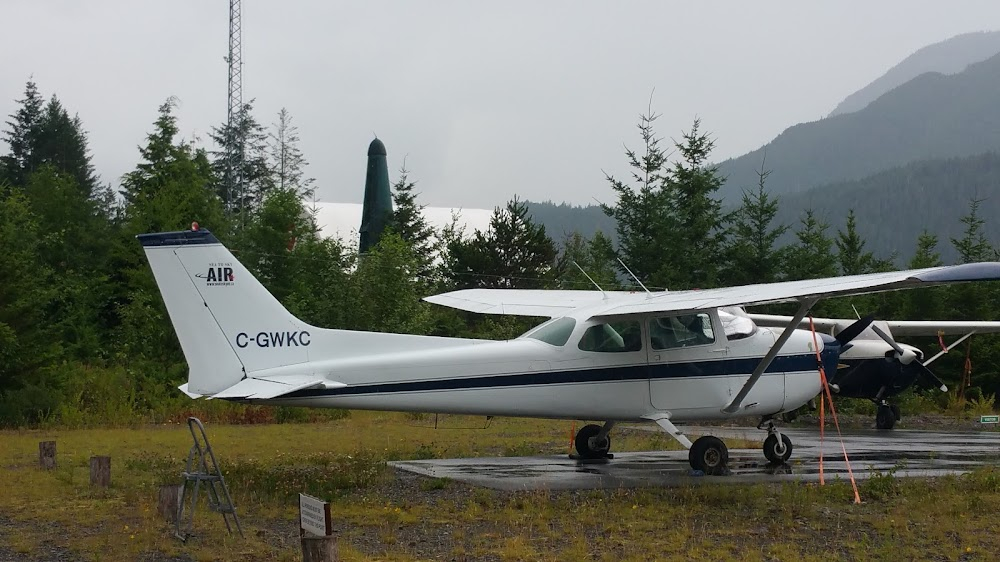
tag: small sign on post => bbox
[980,415,999,424]
[299,493,332,537]
[299,493,336,561]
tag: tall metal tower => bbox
[226,0,244,221]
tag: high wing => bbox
[427,263,1000,319]
[749,314,1000,336]
[424,289,635,317]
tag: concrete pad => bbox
[389,427,1000,491]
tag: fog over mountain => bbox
[829,30,1000,117]
[716,51,1000,202]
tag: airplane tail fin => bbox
[138,228,315,395]
[139,228,477,397]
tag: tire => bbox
[876,405,896,430]
[575,424,610,459]
[763,433,793,465]
[688,436,729,475]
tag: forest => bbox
[1,81,999,427]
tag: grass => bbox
[0,412,998,561]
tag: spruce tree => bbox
[554,231,619,290]
[269,108,314,199]
[602,109,671,287]
[951,198,994,264]
[659,118,728,289]
[783,210,837,281]
[1,80,44,186]
[835,209,877,275]
[32,96,98,197]
[387,166,437,281]
[447,197,556,289]
[722,159,787,285]
[210,100,273,222]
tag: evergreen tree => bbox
[348,234,434,334]
[268,108,314,199]
[24,167,112,358]
[722,159,787,285]
[783,210,837,281]
[238,187,317,303]
[116,99,224,368]
[32,96,98,196]
[121,99,223,234]
[602,109,671,287]
[387,166,437,281]
[901,231,945,320]
[447,197,556,289]
[948,198,995,323]
[659,118,728,288]
[211,100,273,222]
[951,198,994,264]
[1,80,44,186]
[0,192,58,394]
[284,235,352,329]
[835,209,877,275]
[910,231,943,269]
[554,231,619,290]
[2,82,97,196]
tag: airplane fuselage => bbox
[266,315,834,422]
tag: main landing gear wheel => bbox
[575,424,611,459]
[689,436,729,475]
[763,433,793,465]
[876,404,896,430]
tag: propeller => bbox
[835,316,875,347]
[870,324,949,392]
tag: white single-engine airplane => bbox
[138,228,1000,475]
[748,313,1000,429]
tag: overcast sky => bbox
[3,1,999,209]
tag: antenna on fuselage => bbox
[617,258,652,295]
[572,261,606,298]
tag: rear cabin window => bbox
[578,321,643,353]
[523,317,577,346]
[649,313,715,350]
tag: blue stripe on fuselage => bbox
[283,353,820,399]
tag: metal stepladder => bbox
[176,417,244,541]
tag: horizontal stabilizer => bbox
[178,383,203,399]
[206,376,345,400]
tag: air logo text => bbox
[196,266,235,286]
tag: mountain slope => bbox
[716,52,1000,202]
[528,153,1000,265]
[830,30,1000,117]
[772,152,1000,265]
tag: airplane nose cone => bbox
[819,333,841,380]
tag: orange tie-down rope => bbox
[809,316,862,504]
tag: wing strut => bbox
[723,298,818,414]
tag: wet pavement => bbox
[389,426,1000,491]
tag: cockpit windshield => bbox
[521,317,577,347]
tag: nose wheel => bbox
[759,418,793,465]
[875,402,900,430]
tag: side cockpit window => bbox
[578,320,643,353]
[523,317,577,346]
[649,313,715,350]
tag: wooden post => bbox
[89,456,111,488]
[38,441,56,470]
[157,484,183,523]
[300,535,337,561]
